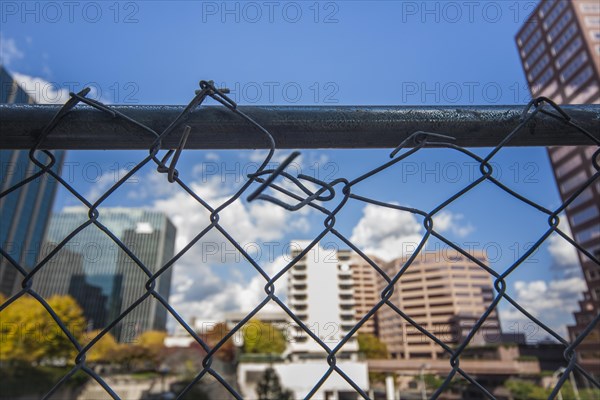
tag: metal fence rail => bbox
[0,80,599,400]
[1,103,599,150]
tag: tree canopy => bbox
[242,320,287,355]
[81,330,119,363]
[0,294,86,364]
[357,333,388,359]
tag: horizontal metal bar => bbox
[1,104,598,150]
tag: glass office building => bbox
[33,207,176,342]
[0,65,66,296]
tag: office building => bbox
[33,207,176,342]
[515,0,600,375]
[548,145,600,374]
[0,65,66,297]
[377,251,501,360]
[515,0,600,103]
[340,250,381,336]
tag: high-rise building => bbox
[0,65,66,297]
[237,241,370,399]
[515,0,600,375]
[376,251,501,360]
[339,250,381,336]
[287,241,359,359]
[515,0,600,103]
[33,207,176,342]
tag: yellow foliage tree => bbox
[81,330,120,363]
[114,330,168,369]
[0,295,86,364]
[136,330,167,349]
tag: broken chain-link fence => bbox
[0,80,599,399]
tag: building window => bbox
[551,23,578,56]
[543,1,569,30]
[539,0,558,19]
[565,66,594,97]
[571,206,600,226]
[556,37,583,69]
[576,225,600,244]
[560,52,588,83]
[591,30,600,42]
[570,83,599,103]
[585,16,600,27]
[518,21,540,46]
[521,30,543,56]
[567,188,594,210]
[551,147,577,163]
[525,43,547,70]
[560,170,587,193]
[580,3,600,13]
[556,154,582,178]
[548,10,573,42]
[587,244,600,259]
[528,55,551,81]
[535,68,554,87]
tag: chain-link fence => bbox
[0,80,599,399]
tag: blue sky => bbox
[1,1,587,341]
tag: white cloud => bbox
[205,152,220,161]
[127,170,191,201]
[350,204,475,261]
[247,150,270,163]
[145,175,305,325]
[0,36,24,66]
[499,277,586,340]
[434,211,475,238]
[350,203,424,261]
[168,254,288,326]
[10,71,107,106]
[84,168,132,203]
[547,217,580,274]
[11,72,70,104]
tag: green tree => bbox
[357,333,388,359]
[505,379,551,400]
[0,295,86,364]
[256,367,293,400]
[242,320,287,355]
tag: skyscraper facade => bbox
[515,0,600,103]
[33,207,176,342]
[515,0,600,375]
[0,65,66,297]
[377,251,501,360]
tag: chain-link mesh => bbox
[0,81,599,400]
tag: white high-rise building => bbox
[237,241,369,399]
[287,240,359,360]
